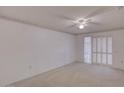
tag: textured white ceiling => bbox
[0,6,124,34]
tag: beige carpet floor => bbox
[8,62,124,87]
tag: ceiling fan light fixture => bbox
[79,24,84,29]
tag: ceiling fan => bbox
[72,18,92,29]
[54,6,124,30]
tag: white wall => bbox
[76,30,124,70]
[0,18,76,86]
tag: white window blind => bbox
[84,37,92,64]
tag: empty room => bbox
[1,6,124,87]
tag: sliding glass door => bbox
[84,36,112,65]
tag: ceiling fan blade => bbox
[53,14,74,21]
[89,22,102,25]
[68,23,77,28]
[85,7,112,18]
